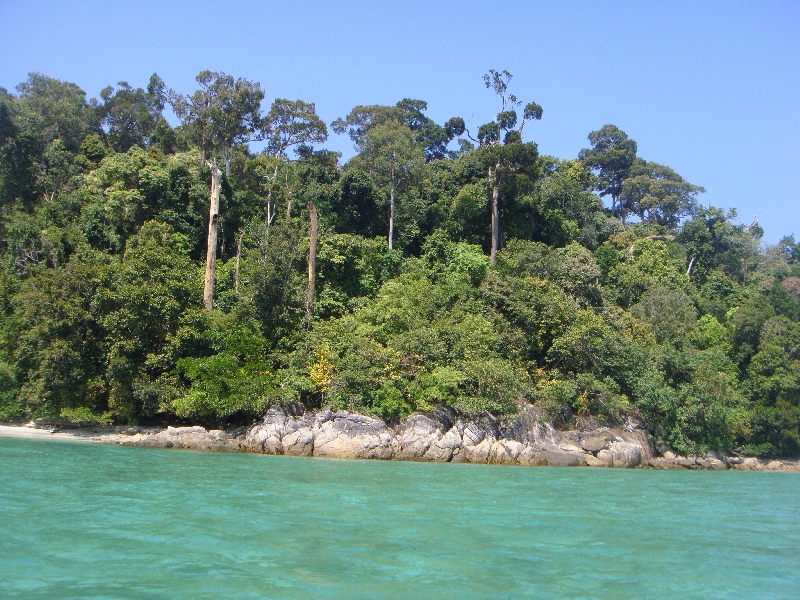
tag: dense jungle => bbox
[1,69,799,458]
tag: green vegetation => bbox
[1,69,799,458]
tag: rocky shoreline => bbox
[4,406,799,471]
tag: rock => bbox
[584,453,606,467]
[282,426,314,456]
[663,451,676,460]
[461,422,486,447]
[245,407,287,453]
[489,440,523,464]
[533,450,585,467]
[165,426,206,435]
[463,438,493,463]
[766,460,784,471]
[596,449,613,467]
[739,457,760,471]
[422,427,462,462]
[517,445,545,466]
[609,441,642,468]
[312,413,397,459]
[395,414,442,460]
[581,435,611,453]
[558,442,585,455]
[696,458,727,470]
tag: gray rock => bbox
[584,453,606,467]
[463,438,493,463]
[609,441,642,468]
[596,449,613,467]
[581,434,611,453]
[312,413,397,459]
[489,440,523,464]
[245,407,287,453]
[534,450,585,467]
[422,428,462,462]
[395,414,442,460]
[461,422,486,447]
[282,426,314,456]
[165,426,207,435]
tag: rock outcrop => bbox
[68,406,800,471]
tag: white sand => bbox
[0,424,103,443]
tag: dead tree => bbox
[307,201,318,319]
[203,159,222,310]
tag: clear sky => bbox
[1,0,798,243]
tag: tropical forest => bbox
[1,68,799,459]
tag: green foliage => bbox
[2,70,800,458]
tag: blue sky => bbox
[1,0,798,242]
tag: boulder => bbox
[245,407,287,454]
[596,449,613,467]
[282,426,314,456]
[422,427,462,462]
[609,441,642,468]
[395,414,442,460]
[489,440,524,465]
[462,438,493,463]
[584,453,606,467]
[312,413,397,459]
[581,434,611,453]
[533,450,585,467]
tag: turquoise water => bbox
[1,438,799,599]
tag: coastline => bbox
[2,409,799,472]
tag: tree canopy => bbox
[0,69,797,459]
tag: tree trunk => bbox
[686,255,696,276]
[235,230,245,294]
[223,149,232,178]
[307,201,318,319]
[389,180,395,250]
[489,165,500,265]
[285,168,293,218]
[203,159,222,310]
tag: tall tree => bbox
[170,71,263,309]
[578,124,637,220]
[351,121,424,249]
[203,159,223,310]
[98,74,166,152]
[169,70,264,176]
[619,158,704,227]
[260,98,328,158]
[467,69,543,263]
[333,100,464,162]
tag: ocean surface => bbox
[1,437,799,599]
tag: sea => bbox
[1,436,798,599]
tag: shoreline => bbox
[3,409,799,472]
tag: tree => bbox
[620,159,704,227]
[169,71,263,310]
[579,124,637,220]
[350,121,424,249]
[98,74,166,152]
[332,99,464,162]
[169,70,264,176]
[260,98,328,158]
[203,159,223,310]
[467,69,543,263]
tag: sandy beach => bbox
[0,424,107,443]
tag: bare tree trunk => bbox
[389,180,395,250]
[285,169,293,218]
[235,230,245,294]
[489,165,500,265]
[203,159,222,310]
[307,201,318,319]
[686,255,696,276]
